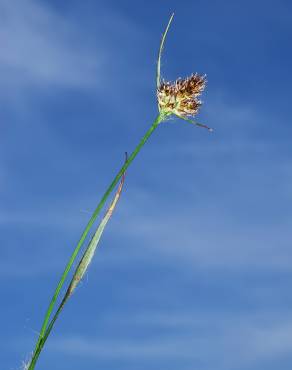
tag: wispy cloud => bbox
[6,308,292,369]
[0,0,104,90]
[45,310,292,369]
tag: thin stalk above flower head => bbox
[157,12,174,90]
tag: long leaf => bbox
[27,172,125,370]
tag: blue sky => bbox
[1,0,292,369]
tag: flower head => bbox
[157,73,206,117]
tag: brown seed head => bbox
[157,73,206,117]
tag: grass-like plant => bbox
[25,13,212,370]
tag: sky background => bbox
[1,0,292,369]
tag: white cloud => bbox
[249,322,292,358]
[49,335,200,360]
[0,0,104,90]
[46,310,292,369]
[109,190,292,271]
[7,309,292,369]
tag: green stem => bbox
[27,113,163,370]
[173,113,213,132]
[27,296,66,370]
[156,13,174,89]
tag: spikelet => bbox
[157,73,206,117]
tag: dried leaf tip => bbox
[157,73,206,118]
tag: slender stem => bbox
[156,13,174,89]
[173,113,214,132]
[28,175,126,370]
[27,113,163,370]
[27,295,66,370]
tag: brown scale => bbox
[157,73,206,117]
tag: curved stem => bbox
[27,113,163,370]
[156,13,174,89]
